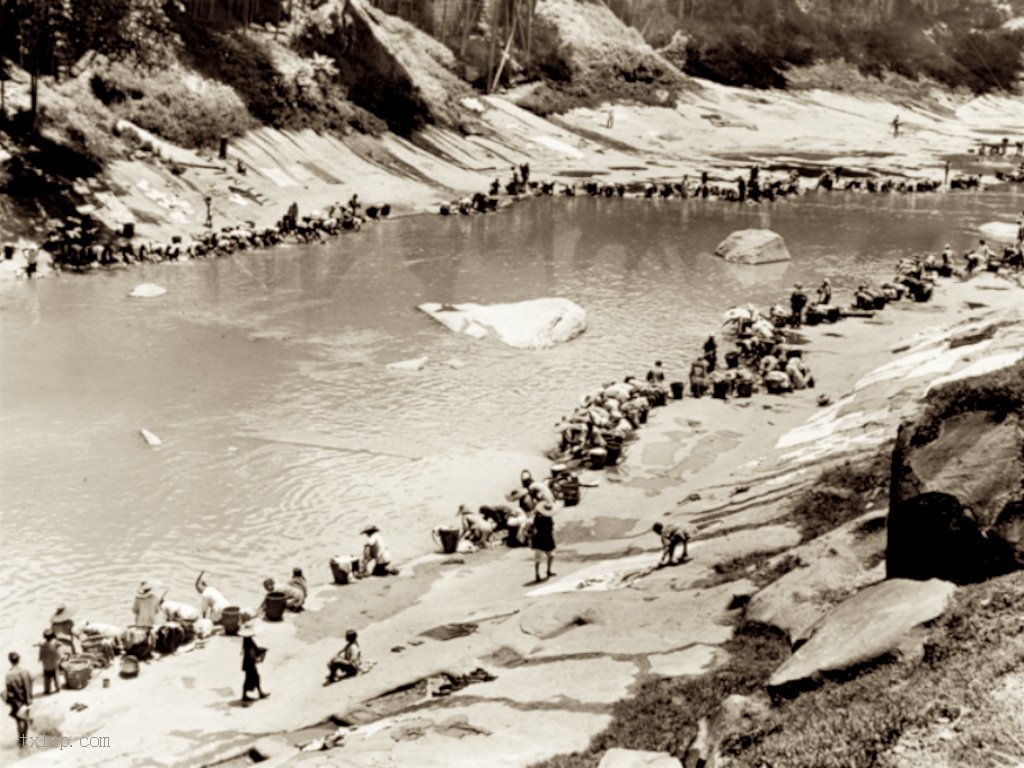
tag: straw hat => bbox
[50,605,75,623]
[361,525,379,536]
[136,581,156,598]
[239,625,255,638]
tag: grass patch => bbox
[91,61,254,149]
[702,548,803,589]
[722,570,1024,768]
[531,621,790,767]
[786,454,890,543]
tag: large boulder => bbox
[301,0,480,135]
[888,405,1024,584]
[746,509,888,645]
[520,0,693,111]
[418,298,586,349]
[714,229,792,265]
[768,578,956,694]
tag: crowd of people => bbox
[31,194,391,273]
[2,522,398,742]
[436,161,983,219]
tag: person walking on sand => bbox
[240,629,269,706]
[3,652,33,748]
[529,501,556,583]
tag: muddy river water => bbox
[0,190,1018,651]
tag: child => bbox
[325,630,362,684]
[39,630,63,694]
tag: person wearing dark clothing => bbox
[4,652,33,747]
[646,360,665,384]
[790,284,808,326]
[703,336,718,373]
[240,633,269,705]
[38,631,62,695]
[529,503,556,583]
[737,177,746,202]
[817,279,832,305]
[520,163,530,185]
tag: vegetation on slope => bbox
[645,0,1024,92]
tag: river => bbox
[0,189,1018,652]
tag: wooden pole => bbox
[486,0,501,92]
[490,7,517,92]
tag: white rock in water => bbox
[418,298,587,349]
[387,355,429,371]
[140,428,162,447]
[979,221,1019,245]
[714,229,792,265]
[129,283,167,298]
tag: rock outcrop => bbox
[301,0,479,135]
[746,509,888,645]
[888,363,1024,583]
[714,230,792,265]
[768,578,956,694]
[418,298,587,349]
[522,0,693,112]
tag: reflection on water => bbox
[0,190,1018,651]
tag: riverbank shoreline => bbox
[9,267,1023,768]
[4,82,1024,285]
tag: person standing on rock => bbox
[529,502,556,583]
[240,629,269,706]
[790,284,808,326]
[891,114,901,137]
[3,652,33,748]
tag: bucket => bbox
[433,526,460,554]
[221,606,241,635]
[725,351,740,369]
[588,447,608,469]
[873,295,887,310]
[64,657,92,690]
[119,655,139,680]
[670,381,684,400]
[2,244,14,260]
[736,379,753,398]
[605,445,622,466]
[329,558,351,585]
[550,463,570,478]
[638,408,648,424]
[263,592,287,622]
[712,379,730,399]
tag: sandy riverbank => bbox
[9,268,1022,768]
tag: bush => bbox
[787,454,890,542]
[91,62,254,149]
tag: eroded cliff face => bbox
[299,0,481,135]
